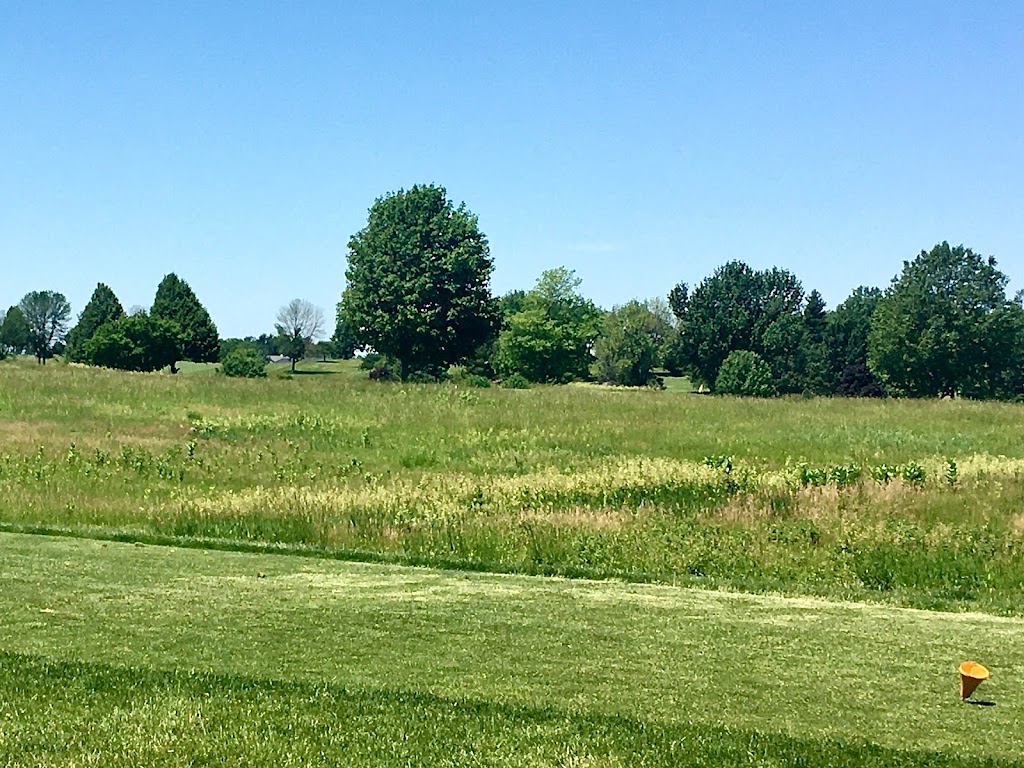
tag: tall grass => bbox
[3,357,1024,612]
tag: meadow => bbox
[2,356,1024,764]
[2,357,1024,613]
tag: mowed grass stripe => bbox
[0,653,1016,768]
[1,533,1022,759]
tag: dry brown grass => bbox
[518,506,635,531]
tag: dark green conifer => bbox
[151,273,219,372]
[66,283,124,362]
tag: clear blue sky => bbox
[2,1,1022,337]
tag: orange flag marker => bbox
[959,661,990,700]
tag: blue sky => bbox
[2,1,1022,337]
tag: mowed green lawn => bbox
[1,532,1021,766]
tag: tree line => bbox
[3,183,1023,400]
[336,185,1024,399]
[0,275,219,373]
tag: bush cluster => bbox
[221,347,267,378]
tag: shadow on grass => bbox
[967,700,997,707]
[1,650,1014,768]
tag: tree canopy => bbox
[0,306,31,356]
[868,242,1015,398]
[151,274,219,372]
[65,283,124,363]
[493,268,603,383]
[591,300,665,387]
[6,224,1024,403]
[18,291,71,364]
[84,313,182,373]
[331,315,359,360]
[825,286,881,382]
[715,350,775,397]
[670,262,804,388]
[339,184,498,379]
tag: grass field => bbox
[1,356,1023,763]
[1,532,1021,766]
[2,357,1024,613]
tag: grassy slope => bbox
[1,533,1021,765]
[4,357,1024,466]
[3,359,1024,614]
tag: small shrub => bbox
[702,455,733,474]
[836,363,886,397]
[797,463,828,487]
[715,350,775,397]
[901,461,926,487]
[221,348,267,378]
[945,458,958,488]
[827,463,862,488]
[368,363,397,382]
[449,366,492,388]
[405,366,448,384]
[359,352,383,370]
[460,343,496,379]
[501,373,531,390]
[872,464,899,484]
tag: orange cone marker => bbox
[959,661,990,700]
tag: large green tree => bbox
[0,306,31,356]
[331,315,359,360]
[715,350,775,397]
[959,300,1024,400]
[669,262,803,388]
[18,291,71,364]
[497,290,528,324]
[592,300,666,387]
[151,274,219,373]
[761,313,808,394]
[493,268,603,383]
[799,289,832,395]
[868,242,1017,398]
[85,313,182,373]
[986,302,1024,399]
[65,283,124,362]
[825,286,882,384]
[339,184,498,379]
